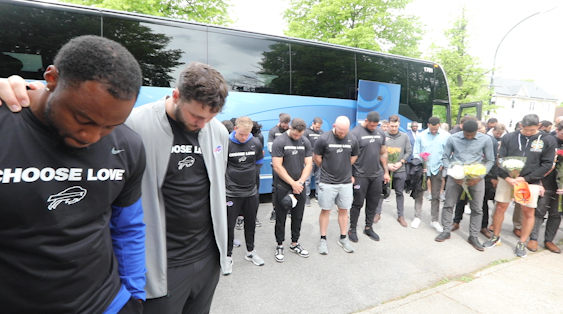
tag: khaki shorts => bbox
[494,177,540,208]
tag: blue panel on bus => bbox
[356,80,401,125]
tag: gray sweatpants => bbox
[441,177,484,236]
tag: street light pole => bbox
[489,7,557,104]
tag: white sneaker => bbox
[430,221,443,233]
[245,251,265,266]
[411,218,421,229]
[464,205,471,215]
[223,257,233,275]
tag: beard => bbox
[174,104,200,133]
[44,101,88,155]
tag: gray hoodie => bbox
[384,130,412,173]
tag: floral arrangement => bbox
[447,162,487,200]
[419,152,431,190]
[387,146,401,188]
[499,157,526,179]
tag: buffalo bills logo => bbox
[226,201,234,206]
[353,185,361,189]
[178,156,195,170]
[214,145,223,154]
[47,186,87,210]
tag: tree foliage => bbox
[283,0,423,58]
[60,0,231,25]
[428,7,494,123]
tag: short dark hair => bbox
[177,62,228,113]
[521,114,540,127]
[463,120,478,133]
[540,120,553,127]
[54,35,142,100]
[487,118,498,124]
[313,117,323,124]
[428,116,441,126]
[460,115,477,124]
[279,113,291,124]
[221,120,234,133]
[291,118,306,132]
[388,115,400,123]
[557,121,563,132]
[366,111,380,123]
[251,121,263,136]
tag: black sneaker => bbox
[275,246,284,263]
[515,241,527,257]
[235,216,244,230]
[363,228,380,241]
[255,218,261,227]
[435,232,451,242]
[468,236,484,251]
[269,210,276,223]
[348,228,358,243]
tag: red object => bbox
[513,181,531,205]
[419,152,431,161]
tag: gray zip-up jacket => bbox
[384,130,412,173]
[126,98,229,299]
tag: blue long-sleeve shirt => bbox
[413,128,450,176]
[104,198,147,314]
[442,132,495,177]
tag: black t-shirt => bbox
[304,127,324,149]
[271,132,313,190]
[162,115,215,267]
[314,130,359,184]
[267,125,286,152]
[0,105,145,313]
[226,135,264,197]
[350,124,386,177]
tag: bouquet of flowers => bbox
[498,156,526,179]
[387,146,401,188]
[447,161,487,200]
[556,150,563,212]
[419,152,431,190]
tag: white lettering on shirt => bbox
[0,167,125,183]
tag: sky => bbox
[229,0,563,102]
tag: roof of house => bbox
[492,77,557,101]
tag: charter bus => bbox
[0,0,452,193]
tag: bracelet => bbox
[298,181,304,186]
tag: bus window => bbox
[208,32,290,95]
[290,43,356,100]
[0,2,100,80]
[102,17,206,88]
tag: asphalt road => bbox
[210,192,561,313]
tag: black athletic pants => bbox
[350,176,381,229]
[227,195,258,255]
[143,252,220,314]
[274,186,305,245]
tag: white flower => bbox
[447,165,465,180]
[502,159,525,171]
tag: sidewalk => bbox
[361,249,563,314]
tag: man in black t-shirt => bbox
[226,116,265,269]
[349,111,390,243]
[314,116,359,255]
[0,36,146,314]
[268,112,291,222]
[271,118,313,263]
[304,117,324,204]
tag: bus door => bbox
[456,101,483,125]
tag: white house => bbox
[487,77,558,131]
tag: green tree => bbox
[428,7,494,123]
[61,0,231,25]
[283,0,424,58]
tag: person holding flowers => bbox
[436,120,494,251]
[375,115,411,227]
[484,114,557,258]
[527,120,563,254]
[411,116,450,231]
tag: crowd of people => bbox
[1,35,562,314]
